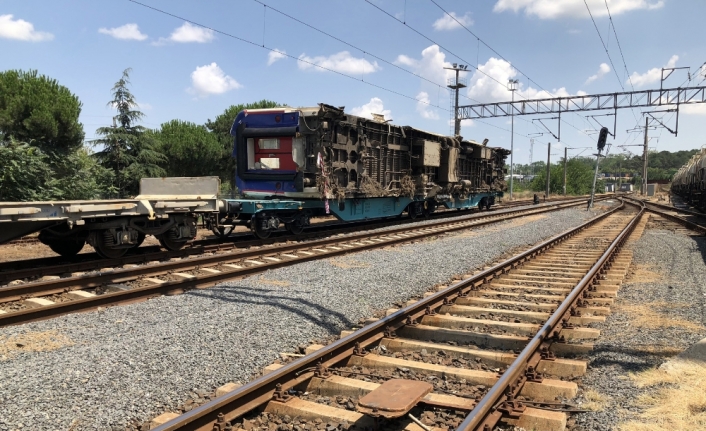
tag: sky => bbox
[2,0,706,167]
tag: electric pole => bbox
[563,146,568,196]
[507,79,519,199]
[445,64,468,136]
[642,116,649,196]
[546,143,551,198]
[529,138,535,174]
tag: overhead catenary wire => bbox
[429,0,598,137]
[127,0,447,111]
[251,0,482,105]
[128,0,556,147]
[584,0,625,91]
[364,0,593,144]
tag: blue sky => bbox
[2,0,705,166]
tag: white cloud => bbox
[188,63,241,98]
[98,23,147,41]
[467,57,571,102]
[448,119,475,128]
[493,0,664,19]
[0,14,53,41]
[585,63,611,84]
[268,49,287,66]
[628,55,678,87]
[416,92,439,120]
[432,12,473,31]
[394,45,454,86]
[165,22,214,44]
[350,97,391,120]
[682,104,706,116]
[297,51,380,75]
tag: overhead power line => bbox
[364,0,592,142]
[127,0,447,111]
[603,0,634,91]
[584,0,625,91]
[127,0,547,144]
[428,0,596,139]
[251,0,483,105]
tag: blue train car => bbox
[215,103,509,238]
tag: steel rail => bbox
[151,201,625,431]
[458,199,643,431]
[0,199,592,304]
[623,197,706,235]
[0,196,593,282]
[0,199,599,326]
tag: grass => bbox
[0,330,74,360]
[581,389,612,411]
[617,301,706,332]
[328,258,371,269]
[619,359,706,431]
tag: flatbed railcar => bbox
[0,177,221,258]
[211,103,510,238]
[671,148,706,211]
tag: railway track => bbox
[624,196,706,235]
[0,195,592,280]
[0,197,598,286]
[0,197,607,327]
[137,198,645,431]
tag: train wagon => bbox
[214,103,510,238]
[0,177,221,258]
[671,148,706,211]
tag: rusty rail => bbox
[0,198,599,327]
[0,196,594,283]
[624,197,706,235]
[151,200,626,431]
[458,199,643,431]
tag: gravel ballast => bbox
[573,221,706,431]
[0,204,613,430]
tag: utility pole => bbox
[445,64,468,136]
[563,146,568,196]
[507,79,519,199]
[642,116,649,196]
[529,138,535,175]
[545,143,551,199]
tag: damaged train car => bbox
[222,103,510,238]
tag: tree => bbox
[152,120,223,178]
[49,147,116,200]
[0,70,84,154]
[205,100,282,189]
[530,157,604,195]
[93,69,166,197]
[0,139,53,201]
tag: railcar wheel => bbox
[92,231,129,259]
[478,198,488,211]
[285,220,304,235]
[252,222,272,239]
[157,234,187,251]
[408,203,418,219]
[48,240,85,258]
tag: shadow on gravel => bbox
[184,285,355,332]
[695,235,706,266]
[589,344,677,372]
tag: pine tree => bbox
[93,68,165,198]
